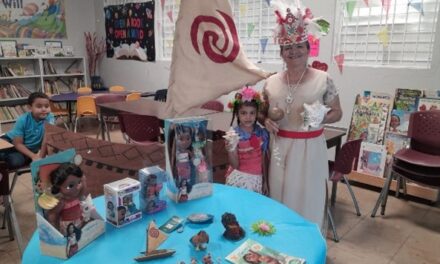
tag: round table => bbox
[22,184,326,263]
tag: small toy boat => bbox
[134,221,176,262]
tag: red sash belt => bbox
[277,128,324,139]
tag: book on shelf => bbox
[0,84,31,99]
[393,88,423,112]
[348,91,392,145]
[416,97,440,111]
[43,60,57,75]
[389,109,411,136]
[357,142,387,178]
[225,239,305,264]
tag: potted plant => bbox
[84,32,106,90]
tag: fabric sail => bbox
[165,0,272,117]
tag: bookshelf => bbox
[0,57,87,124]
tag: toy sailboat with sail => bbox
[134,221,176,262]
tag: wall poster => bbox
[104,1,155,62]
[0,0,66,39]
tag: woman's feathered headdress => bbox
[272,0,330,45]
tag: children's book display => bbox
[416,97,440,111]
[104,178,142,227]
[357,142,387,178]
[30,149,105,259]
[139,166,167,214]
[225,239,305,264]
[164,116,213,203]
[393,88,423,112]
[348,91,392,145]
[134,221,176,262]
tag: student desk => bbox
[22,184,326,264]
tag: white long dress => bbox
[264,68,338,230]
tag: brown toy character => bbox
[221,212,245,241]
[189,230,209,251]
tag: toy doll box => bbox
[30,149,105,260]
[164,116,213,203]
[139,166,167,214]
[104,177,142,227]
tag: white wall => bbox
[94,0,440,128]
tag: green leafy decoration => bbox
[251,220,276,236]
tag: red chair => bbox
[95,94,126,141]
[201,100,224,112]
[118,112,161,145]
[327,138,363,242]
[371,110,440,217]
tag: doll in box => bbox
[122,194,138,215]
[192,125,210,183]
[45,163,89,236]
[143,174,166,213]
[169,125,194,184]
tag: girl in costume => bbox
[224,86,269,194]
[170,125,194,183]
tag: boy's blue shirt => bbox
[6,112,55,151]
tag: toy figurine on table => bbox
[139,166,167,214]
[165,117,212,203]
[40,162,89,236]
[31,149,104,259]
[221,212,245,241]
[190,230,209,251]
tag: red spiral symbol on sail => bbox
[149,228,159,238]
[191,10,240,63]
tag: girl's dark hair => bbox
[230,98,259,126]
[66,223,82,241]
[28,92,49,105]
[50,163,83,195]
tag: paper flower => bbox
[251,220,276,236]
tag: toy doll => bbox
[221,212,245,241]
[123,194,138,215]
[46,163,88,235]
[80,195,94,223]
[66,223,81,257]
[170,125,194,183]
[144,174,166,213]
[189,230,209,251]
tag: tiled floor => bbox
[1,125,439,264]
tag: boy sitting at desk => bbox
[0,92,54,169]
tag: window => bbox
[157,0,281,63]
[333,0,440,69]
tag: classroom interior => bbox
[1,0,440,263]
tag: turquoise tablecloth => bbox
[22,184,326,263]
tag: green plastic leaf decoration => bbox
[316,19,330,34]
[251,220,276,236]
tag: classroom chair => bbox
[74,96,98,133]
[371,110,440,217]
[126,92,142,101]
[94,94,126,141]
[118,112,161,145]
[49,101,69,130]
[201,100,224,112]
[109,85,126,93]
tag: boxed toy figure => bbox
[164,116,212,203]
[104,177,142,227]
[139,166,167,214]
[31,149,105,259]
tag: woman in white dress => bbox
[261,0,342,231]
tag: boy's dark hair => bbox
[28,92,50,105]
[50,163,83,195]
